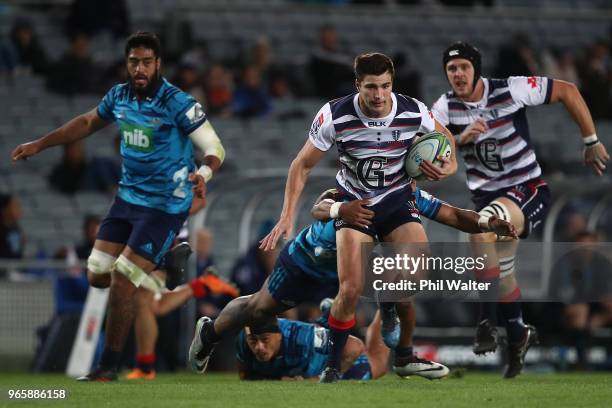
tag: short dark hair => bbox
[125,31,161,59]
[354,52,394,81]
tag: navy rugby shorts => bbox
[97,196,188,265]
[267,247,339,308]
[472,178,550,239]
[334,186,422,239]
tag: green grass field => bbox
[1,371,611,408]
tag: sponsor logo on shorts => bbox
[140,242,153,254]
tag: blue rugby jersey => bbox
[236,319,329,379]
[97,78,207,214]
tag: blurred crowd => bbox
[2,2,610,119]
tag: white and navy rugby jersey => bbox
[431,76,552,195]
[309,92,435,205]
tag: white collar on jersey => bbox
[352,92,398,128]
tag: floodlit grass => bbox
[0,371,611,408]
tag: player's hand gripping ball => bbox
[405,132,452,181]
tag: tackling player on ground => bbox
[236,310,388,381]
[432,42,609,378]
[11,32,225,381]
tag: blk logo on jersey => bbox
[368,121,387,127]
[121,123,154,152]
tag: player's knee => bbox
[345,337,365,361]
[476,201,515,243]
[245,294,274,322]
[480,200,512,223]
[113,254,148,288]
[87,271,111,288]
[87,249,117,278]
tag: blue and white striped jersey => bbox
[432,76,552,195]
[309,92,436,205]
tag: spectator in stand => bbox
[204,64,234,117]
[308,25,353,98]
[249,37,273,87]
[172,61,205,104]
[230,221,277,296]
[47,33,99,95]
[579,40,611,120]
[392,52,422,101]
[48,141,90,194]
[76,214,100,259]
[233,65,272,118]
[195,228,215,275]
[66,0,130,40]
[495,32,540,78]
[552,231,612,369]
[270,71,306,120]
[49,139,120,195]
[543,49,580,88]
[54,215,101,315]
[0,194,24,262]
[88,135,122,194]
[6,18,49,75]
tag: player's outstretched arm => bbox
[549,79,610,175]
[310,189,339,220]
[434,203,518,239]
[419,120,458,181]
[11,108,109,161]
[260,140,325,251]
[311,198,374,228]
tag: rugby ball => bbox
[405,132,452,180]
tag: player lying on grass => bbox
[236,307,388,381]
[189,186,516,379]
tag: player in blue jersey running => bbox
[236,312,389,381]
[11,32,225,381]
[189,186,516,378]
